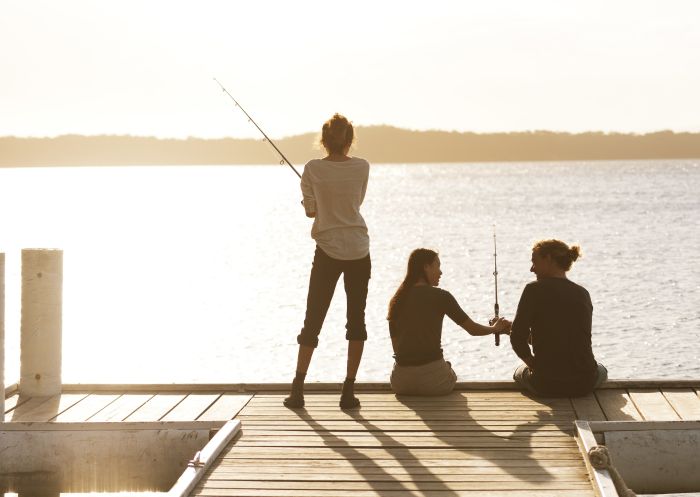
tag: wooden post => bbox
[1,252,5,421]
[20,249,63,397]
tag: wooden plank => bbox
[249,398,572,404]
[569,394,606,421]
[3,394,23,413]
[210,465,587,475]
[587,420,700,432]
[627,389,680,420]
[194,489,595,497]
[233,439,576,449]
[201,472,588,482]
[193,490,594,497]
[244,395,570,404]
[247,403,574,411]
[245,404,573,412]
[239,420,574,431]
[249,397,570,404]
[214,458,588,468]
[574,420,618,497]
[237,412,577,421]
[124,393,186,421]
[255,403,573,412]
[0,420,224,431]
[51,393,120,422]
[10,394,88,422]
[7,395,54,421]
[87,393,154,421]
[252,392,567,401]
[57,380,700,393]
[240,429,573,437]
[161,393,221,421]
[234,432,578,442]
[249,396,572,405]
[170,420,241,497]
[4,383,19,398]
[662,388,700,419]
[594,389,643,421]
[238,399,575,416]
[196,481,594,490]
[220,447,584,460]
[198,394,252,421]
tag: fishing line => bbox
[214,78,301,179]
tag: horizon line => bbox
[3,125,700,141]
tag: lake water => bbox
[1,160,699,384]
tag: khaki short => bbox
[390,358,457,396]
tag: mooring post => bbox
[1,252,5,420]
[19,249,63,397]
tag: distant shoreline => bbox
[2,126,699,166]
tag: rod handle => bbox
[493,303,500,346]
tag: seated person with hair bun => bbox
[511,239,607,398]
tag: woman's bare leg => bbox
[346,340,364,379]
[340,340,364,409]
[284,345,315,408]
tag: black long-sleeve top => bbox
[510,277,598,396]
[389,286,469,366]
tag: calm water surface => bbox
[1,160,699,384]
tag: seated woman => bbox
[388,248,511,395]
[510,239,607,397]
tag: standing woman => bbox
[284,114,371,409]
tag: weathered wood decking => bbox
[4,381,700,497]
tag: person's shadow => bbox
[394,390,569,485]
[292,389,569,495]
[295,403,461,496]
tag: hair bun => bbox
[569,245,581,261]
[321,113,354,154]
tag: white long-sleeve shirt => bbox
[300,157,370,260]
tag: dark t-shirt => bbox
[510,278,598,396]
[389,286,469,366]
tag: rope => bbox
[588,445,637,497]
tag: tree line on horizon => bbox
[1,126,699,166]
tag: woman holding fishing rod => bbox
[213,82,369,409]
[388,249,512,395]
[283,113,371,409]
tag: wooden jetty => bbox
[4,380,700,496]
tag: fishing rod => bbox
[492,225,500,346]
[213,78,301,179]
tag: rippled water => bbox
[1,160,698,384]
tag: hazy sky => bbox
[1,0,699,138]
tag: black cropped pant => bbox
[297,246,371,348]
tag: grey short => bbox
[513,362,608,397]
[390,358,457,396]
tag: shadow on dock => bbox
[286,391,574,495]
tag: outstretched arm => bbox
[443,291,511,338]
[460,316,511,337]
